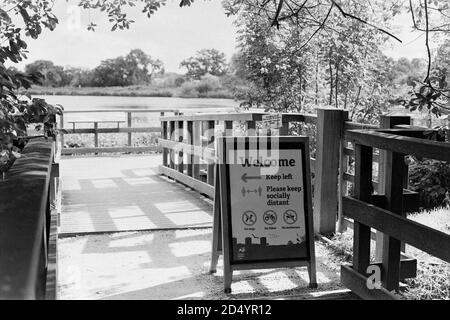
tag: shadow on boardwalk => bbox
[58,155,354,300]
[58,229,352,300]
[60,155,213,235]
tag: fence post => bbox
[186,121,193,177]
[177,120,184,173]
[127,112,132,147]
[193,121,201,180]
[59,113,64,152]
[353,143,374,275]
[169,121,175,170]
[381,150,406,291]
[279,120,289,135]
[161,113,168,166]
[313,108,348,235]
[337,139,349,233]
[206,120,215,185]
[375,115,411,260]
[246,120,256,136]
[94,122,99,148]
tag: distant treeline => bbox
[15,48,229,88]
[17,48,246,98]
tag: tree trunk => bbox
[335,61,339,108]
[329,59,333,106]
[315,60,319,105]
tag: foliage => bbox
[77,0,167,31]
[180,49,228,79]
[178,74,234,98]
[1,1,63,174]
[91,49,164,87]
[399,0,450,118]
[225,0,400,123]
[409,159,450,208]
[23,49,164,88]
[25,60,71,87]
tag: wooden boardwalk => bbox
[60,155,213,236]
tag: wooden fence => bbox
[59,109,179,155]
[0,137,61,299]
[341,127,450,299]
[159,108,349,234]
[159,108,449,300]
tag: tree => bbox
[180,49,228,79]
[25,60,70,87]
[228,0,400,124]
[91,49,164,86]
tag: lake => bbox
[36,95,239,113]
[36,95,240,130]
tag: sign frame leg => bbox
[218,161,233,293]
[304,142,318,289]
[210,164,222,274]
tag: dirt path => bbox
[58,229,349,300]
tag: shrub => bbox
[179,82,198,98]
[174,76,186,87]
[409,159,450,209]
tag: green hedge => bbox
[409,159,450,209]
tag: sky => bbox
[14,0,239,73]
[12,1,432,73]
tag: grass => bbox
[325,206,450,300]
[23,85,235,99]
[403,207,450,300]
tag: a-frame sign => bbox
[210,136,317,293]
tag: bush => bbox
[409,159,450,209]
[178,82,198,98]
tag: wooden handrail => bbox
[159,112,317,124]
[0,138,55,299]
[343,196,450,264]
[160,112,266,122]
[344,122,378,130]
[345,129,450,161]
[59,109,179,155]
[64,109,179,114]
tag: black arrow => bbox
[241,173,262,183]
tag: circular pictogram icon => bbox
[283,209,298,225]
[263,210,277,225]
[242,211,257,226]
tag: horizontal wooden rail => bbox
[280,113,318,125]
[159,139,215,161]
[64,109,179,114]
[343,147,380,162]
[341,265,399,300]
[345,130,450,161]
[344,122,378,131]
[343,196,450,263]
[160,112,318,125]
[160,112,266,122]
[64,127,160,134]
[60,109,178,155]
[0,138,56,299]
[61,146,159,155]
[159,165,214,197]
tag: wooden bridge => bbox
[0,107,449,299]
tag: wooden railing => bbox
[60,109,179,155]
[340,127,450,299]
[158,108,351,234]
[0,137,60,299]
[338,116,422,235]
[159,108,449,299]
